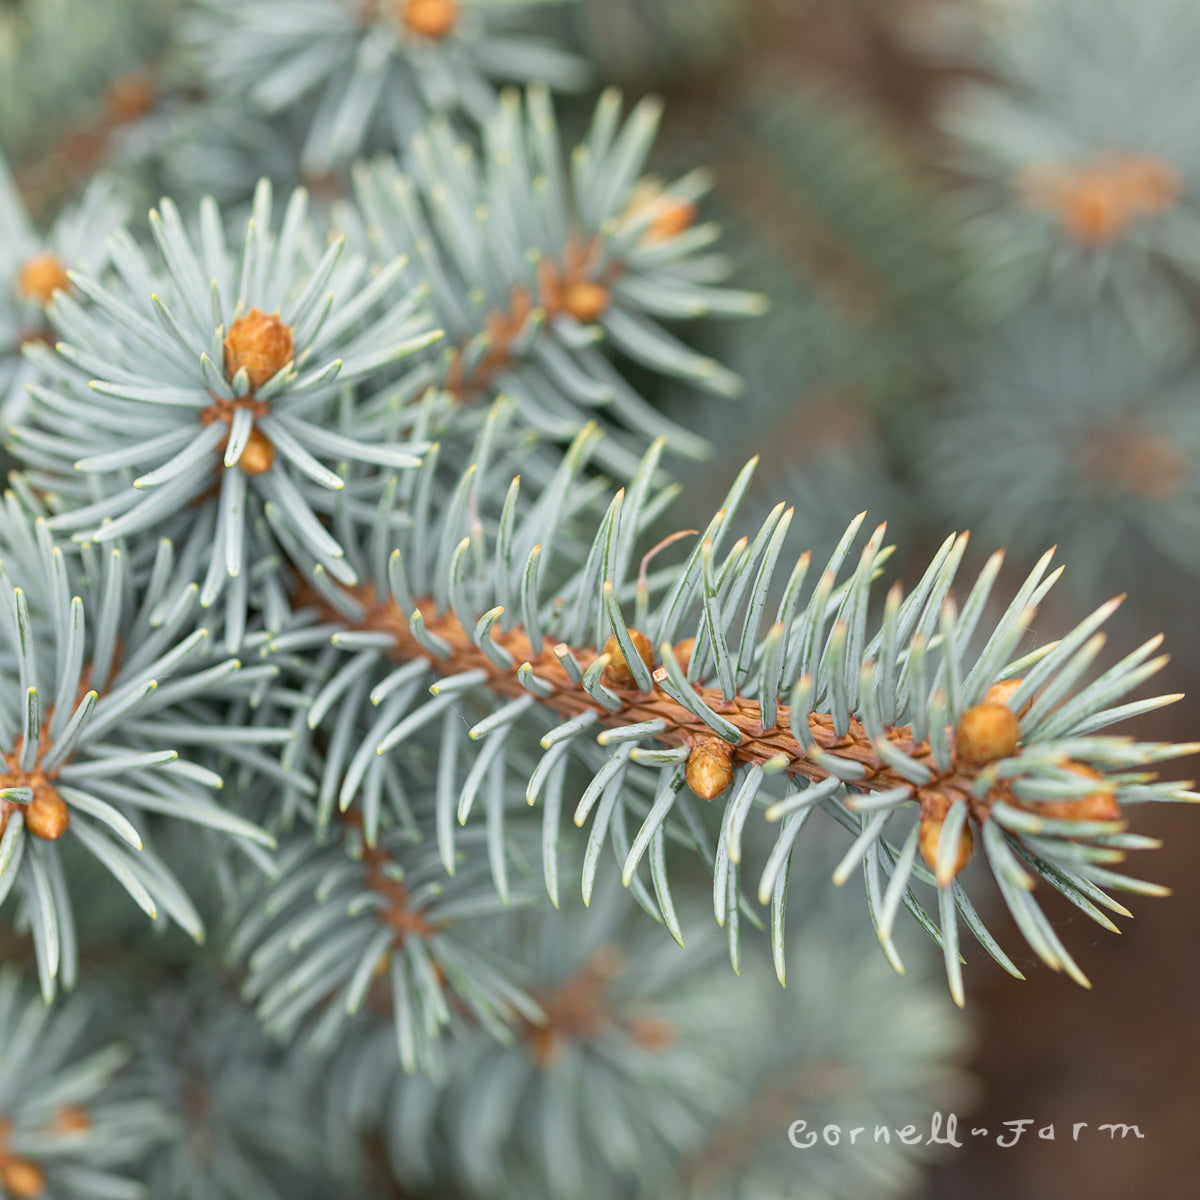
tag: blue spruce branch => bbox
[0,504,277,1000]
[185,0,588,173]
[0,967,168,1199]
[285,435,1196,1005]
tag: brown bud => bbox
[401,0,459,38]
[25,792,69,841]
[562,281,610,325]
[1017,152,1182,246]
[580,943,626,987]
[646,197,697,243]
[0,1157,46,1200]
[106,70,157,123]
[627,1014,676,1052]
[624,181,698,243]
[602,629,653,686]
[955,702,1020,767]
[15,254,70,307]
[18,330,54,353]
[1019,763,1122,824]
[918,813,974,881]
[1058,792,1123,823]
[237,428,276,476]
[527,1025,564,1071]
[49,1106,91,1136]
[672,637,695,675]
[686,737,734,801]
[983,678,1020,706]
[979,681,1017,705]
[224,309,293,390]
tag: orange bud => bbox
[0,1156,46,1199]
[224,310,293,390]
[401,0,459,38]
[562,281,610,325]
[918,813,974,881]
[49,1106,91,1136]
[1017,153,1181,245]
[586,943,626,981]
[686,737,734,801]
[646,197,697,242]
[1064,190,1123,243]
[624,181,698,243]
[527,1025,564,1071]
[627,1014,676,1052]
[1057,792,1123,823]
[602,629,654,686]
[983,678,1023,708]
[1019,763,1122,824]
[106,71,157,123]
[25,792,69,841]
[15,254,70,306]
[955,702,1020,766]
[672,636,695,675]
[237,428,276,476]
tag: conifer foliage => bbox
[0,1,1195,1197]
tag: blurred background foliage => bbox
[3,0,1199,1197]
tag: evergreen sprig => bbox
[185,0,588,173]
[0,0,170,168]
[0,968,167,1200]
[294,433,1194,1004]
[319,887,971,1200]
[2,4,1198,1194]
[928,0,1200,327]
[119,968,365,1200]
[323,888,748,1199]
[925,302,1200,594]
[0,504,276,1000]
[14,178,439,644]
[229,815,542,1077]
[0,156,127,423]
[347,86,766,471]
